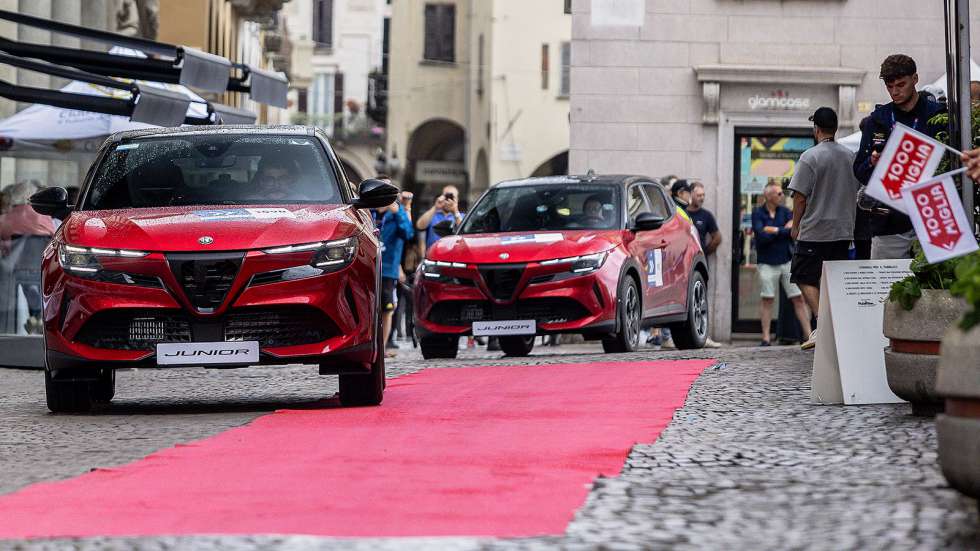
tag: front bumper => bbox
[42,245,377,370]
[414,258,619,338]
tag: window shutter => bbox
[560,42,571,97]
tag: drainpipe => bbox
[954,0,975,222]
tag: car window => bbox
[643,184,671,218]
[627,185,652,220]
[83,135,343,209]
[461,183,621,233]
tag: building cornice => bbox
[694,64,866,86]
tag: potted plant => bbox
[935,252,980,504]
[884,249,970,416]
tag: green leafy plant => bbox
[928,110,980,226]
[888,245,967,310]
[950,252,980,330]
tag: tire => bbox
[602,276,642,353]
[669,270,709,350]
[420,335,459,359]
[45,368,114,413]
[499,335,535,357]
[339,319,385,407]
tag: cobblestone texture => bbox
[0,342,976,550]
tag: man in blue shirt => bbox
[376,199,414,356]
[752,183,812,346]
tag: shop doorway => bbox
[731,128,815,337]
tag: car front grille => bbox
[428,298,590,327]
[77,310,192,350]
[75,307,337,351]
[225,307,337,348]
[166,252,244,312]
[478,264,525,300]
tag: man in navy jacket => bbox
[853,54,946,259]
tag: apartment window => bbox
[424,4,456,63]
[297,88,308,113]
[541,44,550,90]
[559,42,571,97]
[313,0,333,48]
[477,34,485,96]
[564,0,572,14]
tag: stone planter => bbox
[936,324,980,505]
[882,290,969,416]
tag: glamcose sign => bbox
[866,124,945,212]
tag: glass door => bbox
[731,129,815,336]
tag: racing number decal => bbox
[646,249,663,287]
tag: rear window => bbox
[83,134,343,210]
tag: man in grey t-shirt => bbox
[787,107,859,350]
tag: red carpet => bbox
[0,360,710,539]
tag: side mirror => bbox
[30,187,71,219]
[432,219,454,237]
[631,212,666,232]
[353,178,399,209]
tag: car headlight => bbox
[540,251,609,274]
[262,237,358,273]
[58,244,149,276]
[421,259,467,281]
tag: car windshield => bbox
[460,183,621,234]
[82,134,343,209]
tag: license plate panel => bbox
[471,320,536,336]
[156,341,259,366]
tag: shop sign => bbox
[747,90,811,111]
[903,175,979,263]
[866,123,945,212]
[415,161,466,185]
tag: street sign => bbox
[902,174,979,263]
[865,124,945,213]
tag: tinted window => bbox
[643,184,671,218]
[84,135,342,210]
[461,184,621,233]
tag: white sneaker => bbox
[704,338,722,349]
[662,337,676,350]
[801,329,817,351]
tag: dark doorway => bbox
[731,128,815,336]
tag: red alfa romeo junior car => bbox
[413,175,709,358]
[30,126,399,412]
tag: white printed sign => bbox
[157,341,259,366]
[811,260,912,405]
[902,175,979,264]
[865,124,945,213]
[646,249,663,287]
[472,320,536,336]
[590,0,644,26]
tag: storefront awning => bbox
[0,9,288,107]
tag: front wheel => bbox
[602,276,641,353]
[669,270,709,350]
[45,368,114,413]
[420,335,459,359]
[499,335,535,357]
[339,319,385,407]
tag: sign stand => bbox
[810,260,913,405]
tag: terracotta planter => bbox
[882,290,969,416]
[936,324,980,503]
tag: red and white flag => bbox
[866,124,947,213]
[902,174,979,263]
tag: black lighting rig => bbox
[0,9,289,126]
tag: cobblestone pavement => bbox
[0,340,976,550]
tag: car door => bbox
[625,183,670,317]
[643,183,686,314]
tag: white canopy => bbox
[839,60,980,152]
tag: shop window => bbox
[424,4,456,63]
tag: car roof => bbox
[493,174,662,189]
[107,125,317,143]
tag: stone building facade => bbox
[570,0,980,341]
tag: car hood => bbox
[426,230,624,264]
[60,205,361,252]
